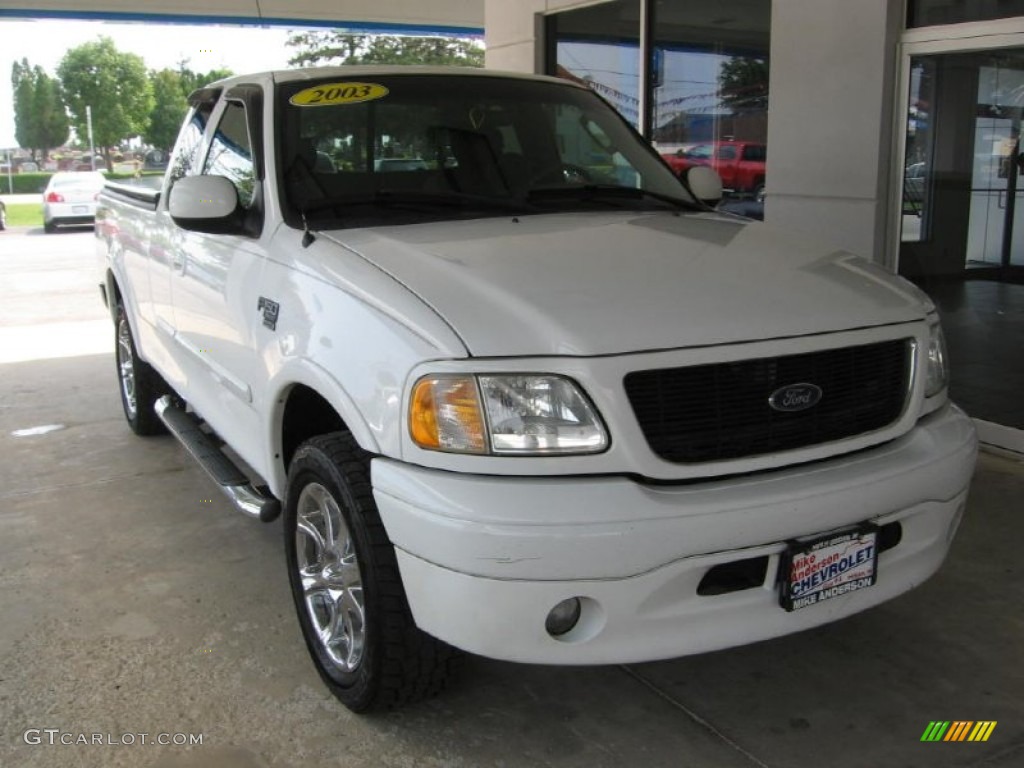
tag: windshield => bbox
[277,74,696,228]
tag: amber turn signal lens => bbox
[409,376,487,453]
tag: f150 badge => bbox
[257,297,280,331]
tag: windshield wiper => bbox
[295,190,533,245]
[526,184,696,211]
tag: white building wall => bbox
[485,0,592,72]
[766,0,904,264]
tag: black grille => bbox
[624,339,911,463]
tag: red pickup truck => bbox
[661,140,766,197]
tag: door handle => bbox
[171,251,187,274]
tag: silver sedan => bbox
[42,171,106,233]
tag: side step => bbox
[155,396,281,522]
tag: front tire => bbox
[115,303,168,436]
[284,433,460,712]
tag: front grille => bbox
[624,338,911,463]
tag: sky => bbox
[0,18,296,148]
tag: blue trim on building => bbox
[0,8,483,37]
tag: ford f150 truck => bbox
[95,66,977,712]
[662,140,767,197]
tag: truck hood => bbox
[323,211,931,357]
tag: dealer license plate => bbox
[72,205,89,213]
[779,526,878,612]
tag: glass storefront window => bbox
[900,58,938,243]
[652,1,770,199]
[909,0,1024,28]
[545,0,642,130]
[546,0,770,203]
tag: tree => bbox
[286,32,484,68]
[58,37,153,171]
[11,59,34,157]
[11,59,69,161]
[33,70,70,160]
[719,57,769,113]
[177,64,234,97]
[145,69,186,153]
[144,64,234,155]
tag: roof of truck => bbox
[209,65,582,89]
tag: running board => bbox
[155,396,281,522]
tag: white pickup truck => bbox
[96,66,978,712]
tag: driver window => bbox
[167,102,213,187]
[203,101,256,208]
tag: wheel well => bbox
[280,385,347,471]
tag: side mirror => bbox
[168,175,241,233]
[683,165,723,206]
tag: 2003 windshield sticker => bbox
[289,82,389,107]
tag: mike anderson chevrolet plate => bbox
[780,526,879,611]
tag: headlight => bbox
[925,322,949,398]
[409,374,608,455]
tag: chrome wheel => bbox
[294,482,365,673]
[116,315,137,419]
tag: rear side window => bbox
[203,101,256,208]
[742,145,766,161]
[717,145,737,160]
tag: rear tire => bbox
[115,302,168,436]
[43,219,57,234]
[284,433,461,712]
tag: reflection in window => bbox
[204,101,256,208]
[545,0,771,202]
[545,0,641,130]
[652,1,770,199]
[167,103,212,186]
[901,59,937,243]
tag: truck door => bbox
[146,98,215,376]
[167,85,269,472]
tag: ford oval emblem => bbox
[768,383,822,413]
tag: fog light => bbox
[545,597,582,637]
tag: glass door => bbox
[897,47,1024,433]
[967,59,1024,275]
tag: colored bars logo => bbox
[921,721,997,742]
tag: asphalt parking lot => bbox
[1,228,1022,768]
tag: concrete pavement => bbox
[1,231,1022,767]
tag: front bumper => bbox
[372,404,977,664]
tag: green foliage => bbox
[178,64,234,96]
[11,59,69,160]
[286,32,484,69]
[3,203,42,227]
[719,57,769,113]
[12,59,34,155]
[58,37,154,171]
[146,69,186,153]
[144,64,234,153]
